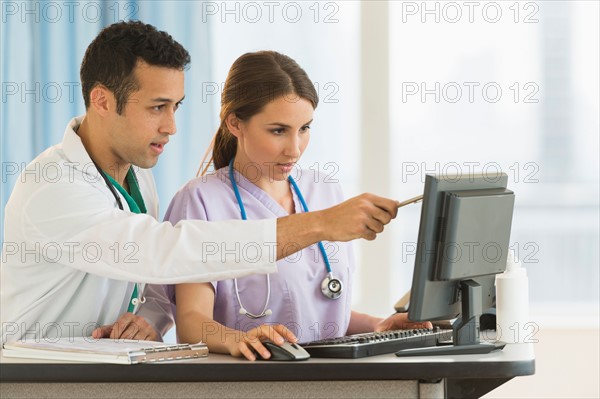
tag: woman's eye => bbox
[271,128,285,135]
[301,125,311,132]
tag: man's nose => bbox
[161,109,177,135]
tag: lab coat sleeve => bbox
[18,178,278,284]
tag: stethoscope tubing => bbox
[228,159,341,318]
[93,161,144,312]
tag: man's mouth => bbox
[150,142,167,154]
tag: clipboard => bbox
[2,337,208,364]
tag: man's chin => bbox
[133,159,159,169]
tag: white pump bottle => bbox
[495,251,530,344]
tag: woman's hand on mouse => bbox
[230,324,298,361]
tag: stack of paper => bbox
[2,337,208,364]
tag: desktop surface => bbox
[1,340,535,399]
[1,341,534,382]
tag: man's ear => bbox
[225,113,243,138]
[89,85,115,116]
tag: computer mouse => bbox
[260,340,310,361]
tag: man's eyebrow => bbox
[150,95,186,103]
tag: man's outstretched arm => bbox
[275,193,399,260]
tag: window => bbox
[385,0,599,326]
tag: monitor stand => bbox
[396,280,506,357]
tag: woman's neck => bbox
[262,180,295,214]
[233,163,296,215]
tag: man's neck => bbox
[77,116,130,188]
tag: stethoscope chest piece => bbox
[321,273,343,300]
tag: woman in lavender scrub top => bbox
[166,51,430,361]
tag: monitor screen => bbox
[407,173,515,322]
[397,173,515,356]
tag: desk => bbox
[0,343,534,399]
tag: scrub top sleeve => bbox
[136,284,175,337]
[164,184,209,225]
[164,184,222,295]
[163,186,219,296]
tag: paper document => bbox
[2,337,208,364]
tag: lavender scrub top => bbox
[163,167,355,343]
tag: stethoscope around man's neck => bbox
[228,159,343,319]
[92,161,146,312]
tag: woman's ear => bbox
[225,113,243,138]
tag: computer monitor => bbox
[396,173,515,356]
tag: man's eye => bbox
[153,105,165,111]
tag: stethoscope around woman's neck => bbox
[228,159,343,319]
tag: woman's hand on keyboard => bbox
[374,313,433,332]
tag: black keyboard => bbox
[301,328,453,358]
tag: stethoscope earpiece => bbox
[130,293,146,307]
[238,306,272,319]
[234,276,272,319]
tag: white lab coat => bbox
[1,116,277,343]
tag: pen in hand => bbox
[396,195,423,208]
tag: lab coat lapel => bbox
[62,116,103,183]
[61,116,137,214]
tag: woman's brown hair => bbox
[198,51,318,175]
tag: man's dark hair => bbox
[80,20,191,114]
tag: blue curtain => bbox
[1,1,214,243]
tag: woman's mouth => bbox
[277,162,295,173]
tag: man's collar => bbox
[62,116,102,181]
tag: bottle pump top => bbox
[503,251,526,276]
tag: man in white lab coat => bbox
[0,21,398,343]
